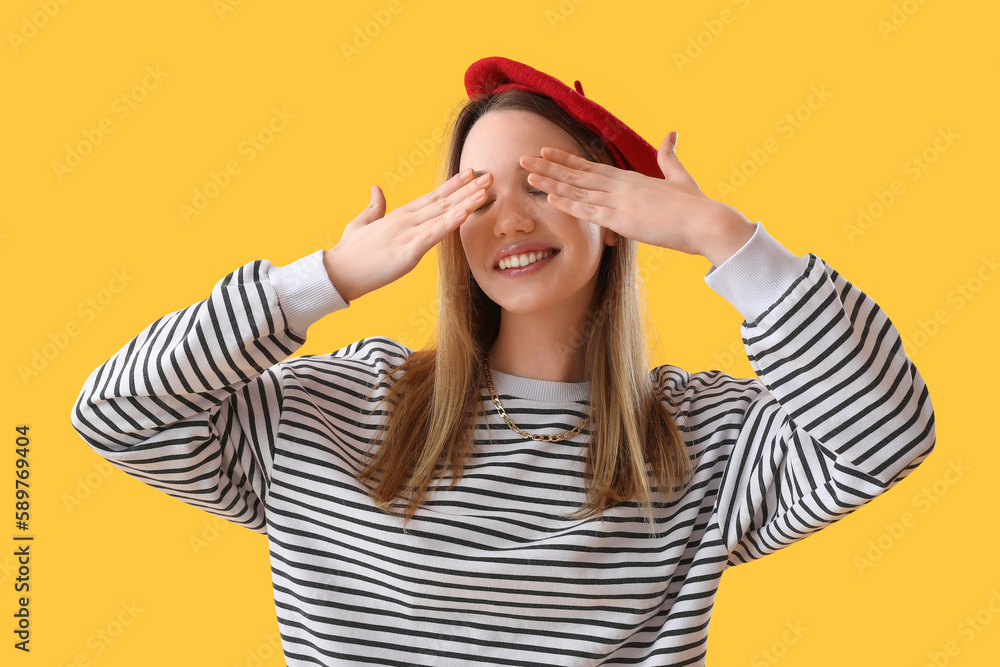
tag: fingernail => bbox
[476,173,491,185]
[521,156,537,165]
[461,168,474,180]
[540,147,557,158]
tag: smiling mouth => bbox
[495,249,558,273]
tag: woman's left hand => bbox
[520,132,756,267]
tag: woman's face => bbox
[457,109,617,316]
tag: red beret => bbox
[464,56,664,179]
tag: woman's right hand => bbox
[323,168,493,303]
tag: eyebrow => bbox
[473,163,533,179]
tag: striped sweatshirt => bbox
[70,222,936,666]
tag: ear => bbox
[603,229,619,247]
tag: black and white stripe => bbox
[71,252,935,666]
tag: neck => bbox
[487,301,595,384]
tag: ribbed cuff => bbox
[704,222,810,324]
[270,249,349,337]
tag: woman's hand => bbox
[323,169,493,302]
[520,132,756,267]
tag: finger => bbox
[411,171,492,223]
[540,145,606,167]
[656,132,696,185]
[401,168,476,213]
[520,153,614,194]
[410,185,489,252]
[544,191,613,226]
[348,185,387,227]
[535,147,622,179]
[450,184,491,219]
[526,171,613,209]
[368,185,386,219]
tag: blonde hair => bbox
[357,90,689,522]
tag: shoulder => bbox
[278,336,416,392]
[650,362,766,421]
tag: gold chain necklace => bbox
[482,361,591,442]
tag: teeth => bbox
[498,249,553,270]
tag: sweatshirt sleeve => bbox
[69,249,348,534]
[701,222,937,565]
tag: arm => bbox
[703,224,936,563]
[69,251,347,532]
[521,131,935,562]
[69,170,494,532]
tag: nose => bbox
[491,196,535,238]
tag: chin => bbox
[492,291,573,317]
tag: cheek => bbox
[459,223,473,252]
[459,224,482,269]
[567,221,606,254]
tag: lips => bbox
[494,249,559,276]
[492,243,559,268]
[496,248,556,270]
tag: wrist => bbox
[271,249,351,335]
[698,206,756,267]
[703,222,810,323]
[323,248,358,304]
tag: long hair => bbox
[356,89,690,522]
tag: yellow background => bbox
[2,0,997,664]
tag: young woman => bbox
[71,57,936,666]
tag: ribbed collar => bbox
[487,369,591,403]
